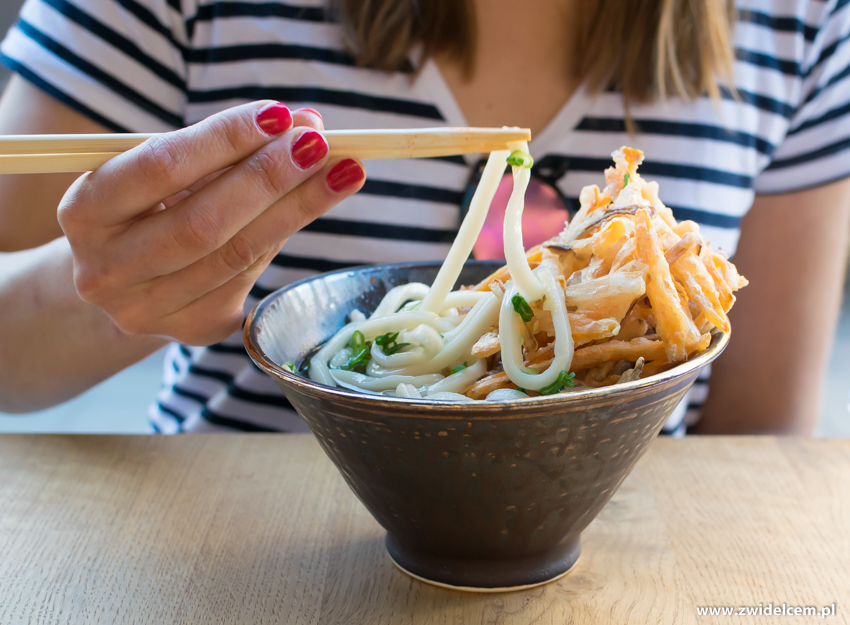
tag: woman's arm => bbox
[0,238,166,412]
[0,76,109,251]
[0,82,365,412]
[697,178,850,434]
[0,78,151,411]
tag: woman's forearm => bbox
[699,179,850,434]
[0,96,366,413]
[0,237,165,412]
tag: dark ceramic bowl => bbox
[244,261,728,592]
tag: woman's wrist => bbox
[0,237,165,412]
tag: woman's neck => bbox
[435,0,580,137]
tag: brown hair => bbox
[327,0,735,109]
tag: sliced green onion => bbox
[451,362,469,375]
[374,331,399,346]
[348,330,366,353]
[539,371,576,395]
[622,172,630,188]
[384,343,410,355]
[522,367,539,375]
[506,150,534,169]
[511,293,535,323]
[282,361,298,374]
[341,346,371,372]
[374,331,410,356]
[515,387,526,394]
[400,300,421,311]
[341,330,372,373]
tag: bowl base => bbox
[386,534,581,593]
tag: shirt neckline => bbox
[417,58,590,164]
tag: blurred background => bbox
[0,1,847,435]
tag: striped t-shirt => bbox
[3,0,850,436]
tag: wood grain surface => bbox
[0,435,846,624]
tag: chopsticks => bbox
[0,127,531,174]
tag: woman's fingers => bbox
[128,157,366,319]
[112,125,331,281]
[159,110,322,208]
[205,156,366,277]
[162,168,232,208]
[291,107,324,131]
[123,245,278,344]
[153,250,279,345]
[60,101,294,229]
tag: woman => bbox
[0,0,847,434]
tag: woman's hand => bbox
[58,101,365,345]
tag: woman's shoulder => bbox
[735,0,848,62]
[729,0,850,193]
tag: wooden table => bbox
[0,435,847,624]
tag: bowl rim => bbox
[244,261,729,411]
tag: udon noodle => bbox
[301,145,747,401]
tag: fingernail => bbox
[257,102,293,135]
[326,159,365,193]
[291,130,329,170]
[295,107,322,120]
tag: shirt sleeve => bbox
[0,0,189,133]
[753,1,850,194]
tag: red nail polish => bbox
[291,130,329,169]
[326,159,365,193]
[295,107,322,120]
[257,102,292,135]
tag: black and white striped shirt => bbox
[3,0,850,435]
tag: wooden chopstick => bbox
[0,127,531,174]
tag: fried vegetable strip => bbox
[571,337,666,369]
[618,357,646,383]
[664,232,702,266]
[471,312,621,356]
[639,332,711,379]
[465,337,668,399]
[565,271,646,321]
[714,252,749,292]
[670,251,730,332]
[471,331,500,358]
[634,209,700,361]
[703,253,734,311]
[672,219,700,237]
[611,238,636,272]
[569,314,621,345]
